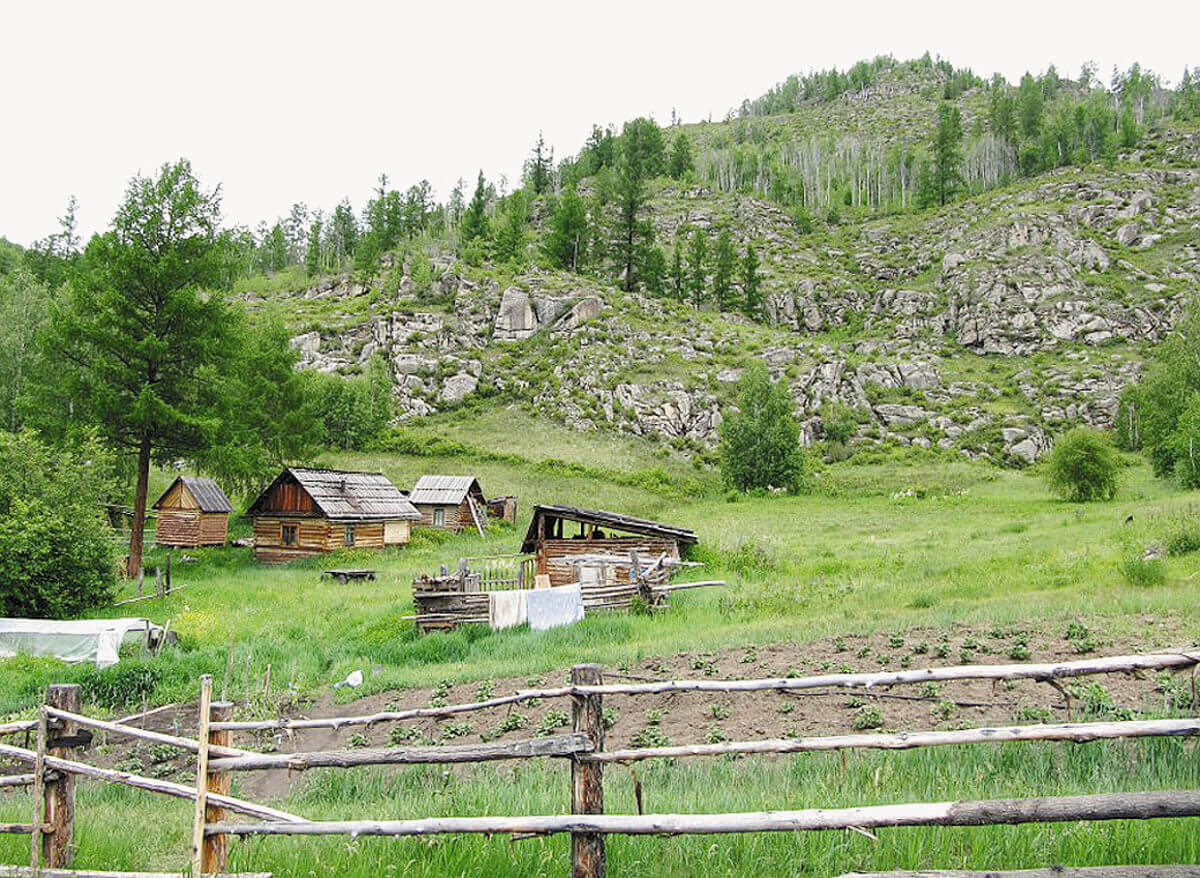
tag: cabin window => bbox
[434,508,445,527]
[344,525,356,546]
[281,523,298,546]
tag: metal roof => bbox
[249,467,421,522]
[520,504,698,553]
[152,476,233,514]
[408,475,484,506]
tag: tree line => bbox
[0,160,397,582]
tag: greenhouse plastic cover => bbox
[0,618,154,668]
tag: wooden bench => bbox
[323,569,377,584]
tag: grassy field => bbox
[1,439,1199,875]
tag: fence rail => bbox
[0,650,1196,877]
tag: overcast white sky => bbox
[2,0,1197,246]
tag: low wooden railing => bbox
[0,650,1197,877]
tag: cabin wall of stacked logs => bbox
[0,652,1198,878]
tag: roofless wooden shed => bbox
[409,475,489,533]
[247,467,421,563]
[520,505,699,587]
[152,476,233,548]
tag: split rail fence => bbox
[0,651,1198,877]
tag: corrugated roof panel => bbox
[180,477,234,513]
[285,467,421,522]
[521,504,698,553]
[408,475,482,506]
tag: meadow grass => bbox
[1,739,1197,875]
[3,455,1198,717]
[1,451,1199,874]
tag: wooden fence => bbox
[0,651,1197,877]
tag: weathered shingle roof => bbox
[250,467,420,522]
[521,504,698,553]
[408,475,483,506]
[153,476,233,514]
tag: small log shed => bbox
[520,505,699,587]
[152,476,233,548]
[247,467,421,563]
[409,475,490,533]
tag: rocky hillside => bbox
[239,79,1200,467]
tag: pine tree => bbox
[611,121,654,290]
[525,132,553,195]
[305,215,323,276]
[543,185,589,271]
[460,171,490,243]
[493,191,529,264]
[741,245,762,317]
[687,227,707,307]
[669,239,685,300]
[1018,72,1043,141]
[712,229,736,310]
[40,159,236,575]
[642,247,667,297]
[927,102,964,206]
[668,132,694,178]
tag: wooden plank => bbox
[0,721,37,736]
[208,734,592,772]
[571,651,1200,698]
[44,707,251,758]
[571,664,605,878]
[30,706,47,869]
[190,675,213,877]
[0,774,34,788]
[587,717,1200,763]
[203,701,233,875]
[209,651,1200,733]
[836,869,1200,878]
[0,742,304,824]
[44,684,78,867]
[208,788,1200,838]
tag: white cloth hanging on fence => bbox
[0,618,153,668]
[525,584,585,631]
[488,590,527,630]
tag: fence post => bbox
[202,700,233,875]
[43,684,80,867]
[190,675,213,876]
[570,664,605,878]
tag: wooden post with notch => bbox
[43,684,80,867]
[202,699,233,874]
[191,675,213,876]
[570,664,605,878]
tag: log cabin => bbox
[520,505,698,587]
[152,476,233,548]
[409,475,489,532]
[247,467,421,563]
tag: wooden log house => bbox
[408,475,489,533]
[152,477,233,548]
[520,505,698,587]
[247,467,421,563]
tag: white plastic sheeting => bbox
[0,618,154,667]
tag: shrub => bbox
[719,362,804,494]
[1044,427,1118,502]
[0,498,116,617]
[1119,554,1167,587]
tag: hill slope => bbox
[241,67,1200,465]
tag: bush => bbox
[0,498,116,617]
[1119,554,1167,588]
[719,362,804,493]
[1044,427,1118,502]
